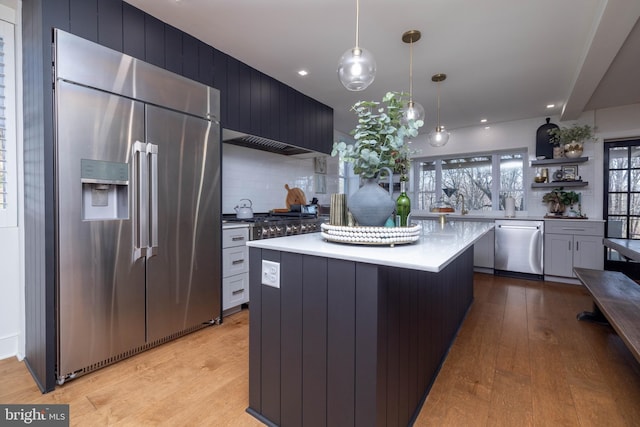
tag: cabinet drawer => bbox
[223,227,249,248]
[222,274,249,310]
[544,220,603,236]
[223,246,249,276]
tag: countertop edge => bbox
[247,221,494,273]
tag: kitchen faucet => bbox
[456,194,469,215]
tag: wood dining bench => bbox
[574,267,640,364]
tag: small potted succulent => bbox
[547,124,596,158]
[542,188,579,216]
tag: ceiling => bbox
[124,0,640,137]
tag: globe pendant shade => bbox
[401,101,425,125]
[428,127,450,147]
[337,47,376,91]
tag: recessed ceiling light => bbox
[546,104,555,109]
[480,119,487,123]
[484,126,491,130]
[298,70,309,77]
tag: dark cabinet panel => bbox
[225,56,240,131]
[250,68,262,136]
[280,252,304,426]
[70,0,98,42]
[144,14,164,67]
[197,41,214,88]
[327,260,356,426]
[164,25,182,75]
[182,34,199,81]
[268,76,281,140]
[122,3,145,59]
[305,95,315,151]
[97,0,122,51]
[285,88,297,145]
[294,92,304,148]
[261,75,273,140]
[212,49,228,122]
[279,83,290,145]
[322,105,334,153]
[301,256,328,426]
[237,62,252,131]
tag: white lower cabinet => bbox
[544,220,604,278]
[222,226,249,314]
[223,274,249,310]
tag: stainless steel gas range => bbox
[223,213,324,240]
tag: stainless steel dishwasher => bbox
[494,220,544,280]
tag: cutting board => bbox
[285,184,306,209]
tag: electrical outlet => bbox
[261,260,280,288]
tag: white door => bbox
[573,235,604,271]
[544,234,574,277]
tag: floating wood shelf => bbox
[531,181,589,188]
[531,156,589,166]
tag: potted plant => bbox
[331,92,423,225]
[542,188,579,215]
[547,124,596,158]
[332,91,421,180]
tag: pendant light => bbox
[400,30,425,124]
[337,0,376,91]
[428,73,450,147]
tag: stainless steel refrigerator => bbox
[53,30,221,384]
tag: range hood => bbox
[222,128,316,157]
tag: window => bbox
[604,139,640,274]
[0,18,15,227]
[605,140,640,240]
[413,150,525,212]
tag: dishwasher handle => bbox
[497,224,541,230]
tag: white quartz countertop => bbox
[247,220,494,273]
[415,213,604,222]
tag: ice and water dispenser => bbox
[81,159,129,221]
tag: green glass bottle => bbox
[395,180,411,227]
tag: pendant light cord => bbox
[409,41,414,102]
[355,0,360,48]
[436,82,441,129]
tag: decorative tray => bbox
[321,223,421,247]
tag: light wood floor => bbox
[2,273,640,426]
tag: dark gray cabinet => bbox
[122,3,144,58]
[248,247,474,426]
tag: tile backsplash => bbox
[222,143,339,214]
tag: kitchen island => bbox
[246,220,493,427]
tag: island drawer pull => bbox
[232,289,245,295]
[232,259,245,265]
[231,236,246,241]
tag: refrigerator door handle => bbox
[133,141,149,259]
[147,143,159,257]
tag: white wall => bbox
[0,0,23,361]
[0,227,21,359]
[408,104,640,219]
[221,143,339,214]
